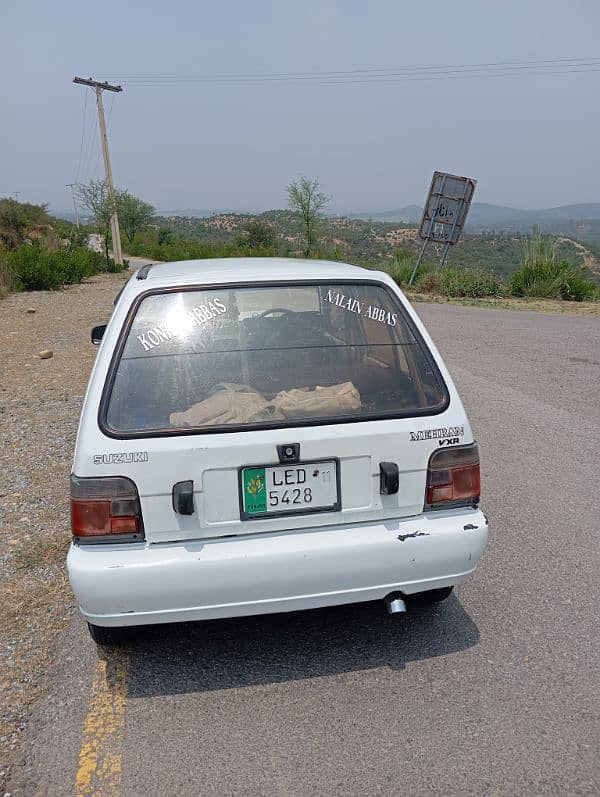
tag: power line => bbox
[75,90,88,183]
[112,67,600,86]
[78,85,120,182]
[235,65,600,88]
[80,102,99,181]
[73,77,124,266]
[108,55,600,79]
[105,56,600,86]
[108,56,600,80]
[105,66,600,89]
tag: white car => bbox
[67,258,489,644]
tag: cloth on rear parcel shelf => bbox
[170,381,361,427]
[272,382,361,418]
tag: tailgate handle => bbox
[172,480,194,515]
[380,462,399,495]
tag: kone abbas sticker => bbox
[137,298,227,352]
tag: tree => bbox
[237,219,275,250]
[76,179,114,264]
[287,176,331,257]
[118,191,155,245]
[158,227,174,246]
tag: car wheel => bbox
[87,622,129,646]
[408,586,453,608]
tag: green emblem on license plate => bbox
[242,467,267,514]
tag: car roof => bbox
[130,257,378,291]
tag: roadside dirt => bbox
[0,271,129,794]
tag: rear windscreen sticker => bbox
[324,290,397,327]
[409,425,464,442]
[137,299,227,352]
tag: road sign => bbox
[408,171,477,285]
[418,171,476,246]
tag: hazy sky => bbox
[2,0,599,214]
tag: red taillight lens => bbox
[71,499,111,536]
[70,475,143,541]
[426,443,480,508]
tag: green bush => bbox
[236,220,275,250]
[521,225,556,269]
[388,259,505,298]
[510,260,599,301]
[385,251,423,286]
[0,198,54,250]
[436,266,506,298]
[3,244,112,291]
[416,270,442,293]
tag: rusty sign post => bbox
[408,171,476,285]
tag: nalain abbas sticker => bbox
[323,290,398,327]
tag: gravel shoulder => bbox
[0,272,129,793]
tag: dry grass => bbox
[13,530,70,572]
[0,271,128,790]
[0,572,71,764]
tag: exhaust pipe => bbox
[385,595,407,614]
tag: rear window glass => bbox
[104,282,448,434]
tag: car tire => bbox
[408,586,454,608]
[87,622,129,646]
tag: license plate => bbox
[240,460,340,519]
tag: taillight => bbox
[425,443,480,509]
[70,475,144,542]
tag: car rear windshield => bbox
[103,282,448,435]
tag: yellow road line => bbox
[75,648,130,797]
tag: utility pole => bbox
[65,183,80,228]
[73,77,123,265]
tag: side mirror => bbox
[91,324,107,345]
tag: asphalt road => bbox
[22,303,600,796]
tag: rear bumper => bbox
[67,508,489,627]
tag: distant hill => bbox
[156,207,243,218]
[348,202,600,232]
[342,205,423,224]
[345,206,422,223]
[140,207,600,278]
[467,202,600,230]
[55,201,600,236]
